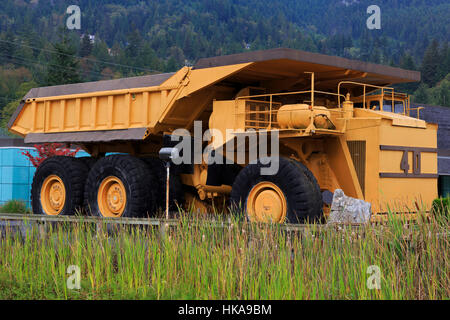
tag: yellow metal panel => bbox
[80,97,91,130]
[11,101,34,135]
[347,141,366,196]
[354,108,426,128]
[90,97,97,130]
[377,123,437,212]
[142,92,149,126]
[36,102,44,132]
[149,93,161,126]
[107,95,114,129]
[112,95,124,128]
[96,96,108,129]
[44,100,50,132]
[130,93,143,126]
[124,93,131,127]
[31,101,37,132]
[59,100,66,131]
[48,100,60,132]
[379,150,437,175]
[209,100,240,148]
[379,120,437,148]
[10,63,252,136]
[324,136,364,199]
[64,99,76,130]
[380,150,407,173]
[177,63,252,99]
[378,178,437,212]
[344,118,379,210]
[421,152,438,174]
[75,98,81,131]
[160,66,190,87]
[344,116,437,214]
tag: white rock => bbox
[328,189,371,224]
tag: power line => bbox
[0,38,159,73]
[0,53,113,80]
[0,38,163,74]
[0,96,19,102]
[1,55,111,81]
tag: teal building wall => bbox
[0,147,89,208]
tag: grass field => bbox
[0,210,448,300]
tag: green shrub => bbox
[432,197,449,220]
[0,200,31,214]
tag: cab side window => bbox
[383,100,405,113]
[370,100,380,110]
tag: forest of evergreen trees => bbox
[0,0,449,129]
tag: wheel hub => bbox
[41,175,66,215]
[247,182,287,223]
[98,176,126,217]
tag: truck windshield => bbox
[383,100,405,113]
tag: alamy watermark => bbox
[367,5,381,30]
[67,265,81,290]
[66,5,81,30]
[171,121,280,175]
[366,265,381,290]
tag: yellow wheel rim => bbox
[41,175,66,216]
[97,176,127,217]
[247,182,287,223]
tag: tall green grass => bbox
[0,211,448,300]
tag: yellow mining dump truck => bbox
[8,48,438,223]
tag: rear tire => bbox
[31,156,89,216]
[78,156,97,170]
[230,157,322,223]
[84,155,157,218]
[142,157,184,212]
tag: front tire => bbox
[230,157,323,224]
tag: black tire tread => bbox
[84,155,157,218]
[230,157,322,223]
[142,157,184,211]
[288,159,323,219]
[31,156,89,216]
[78,156,97,170]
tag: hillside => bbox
[0,0,449,128]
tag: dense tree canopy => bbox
[0,0,449,130]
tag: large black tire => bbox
[230,157,323,223]
[31,156,89,216]
[142,157,184,212]
[84,155,157,218]
[78,156,97,170]
[289,159,324,221]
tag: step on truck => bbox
[8,48,438,223]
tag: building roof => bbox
[0,129,28,147]
[439,156,450,176]
[411,104,450,151]
[411,103,450,175]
